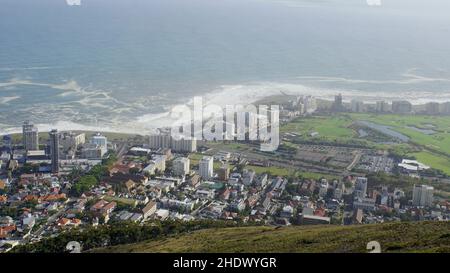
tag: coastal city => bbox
[2,0,450,266]
[0,94,449,253]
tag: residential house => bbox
[142,201,157,220]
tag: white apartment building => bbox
[22,121,39,151]
[199,156,213,179]
[173,157,190,176]
[149,133,197,152]
[143,155,167,175]
[412,184,434,207]
[60,132,85,151]
[171,137,197,152]
[149,134,172,149]
[354,177,368,198]
[91,133,107,148]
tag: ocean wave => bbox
[0,78,133,108]
[131,81,450,136]
[0,120,137,136]
[296,68,450,85]
[0,66,62,72]
[1,79,450,136]
[0,96,20,104]
[201,81,450,105]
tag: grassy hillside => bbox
[93,221,450,253]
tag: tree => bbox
[129,167,140,175]
[88,165,109,181]
[67,167,83,181]
[71,175,98,196]
[102,152,118,168]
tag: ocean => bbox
[1,0,450,134]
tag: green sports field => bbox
[281,113,450,175]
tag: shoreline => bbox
[1,130,143,144]
[1,86,449,137]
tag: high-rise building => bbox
[354,177,368,198]
[412,184,434,207]
[49,129,60,173]
[332,94,344,112]
[82,144,107,159]
[149,134,172,149]
[334,182,345,200]
[60,132,85,152]
[441,102,450,115]
[351,100,364,113]
[425,102,440,115]
[91,133,107,149]
[149,132,197,152]
[199,156,213,179]
[376,101,390,113]
[296,95,317,115]
[22,121,39,151]
[171,137,197,152]
[173,157,190,176]
[392,100,412,114]
[217,164,230,181]
[303,95,317,114]
[82,133,107,159]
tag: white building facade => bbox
[199,156,213,179]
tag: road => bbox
[191,200,211,217]
[347,152,362,171]
[116,142,128,158]
[22,199,73,244]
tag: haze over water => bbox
[1,0,450,134]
